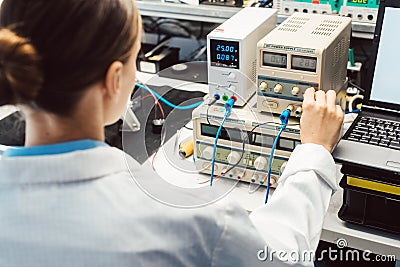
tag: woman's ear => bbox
[103,61,124,99]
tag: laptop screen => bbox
[370,7,400,106]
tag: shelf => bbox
[137,1,241,23]
[137,1,375,38]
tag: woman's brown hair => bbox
[0,0,141,115]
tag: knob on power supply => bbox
[292,86,300,95]
[254,156,267,170]
[202,147,214,161]
[228,72,236,79]
[274,83,283,93]
[227,151,241,165]
[259,81,268,91]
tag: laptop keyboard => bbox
[347,117,400,150]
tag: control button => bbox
[236,170,245,179]
[227,151,241,165]
[274,83,283,93]
[259,81,268,91]
[228,72,236,79]
[270,176,277,186]
[287,105,294,112]
[230,169,239,176]
[252,174,260,182]
[292,86,300,95]
[262,100,278,109]
[295,106,302,116]
[202,147,214,161]
[202,162,218,171]
[254,156,267,170]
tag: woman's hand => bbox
[300,87,344,153]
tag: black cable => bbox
[142,16,158,32]
[184,125,193,130]
[259,0,273,8]
[222,130,248,176]
[222,121,300,176]
[249,121,300,144]
[206,96,220,125]
[348,80,365,93]
[199,22,204,39]
[185,44,206,62]
[155,19,195,39]
[206,102,212,125]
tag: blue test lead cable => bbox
[135,83,204,110]
[209,97,235,186]
[209,114,228,186]
[265,108,291,204]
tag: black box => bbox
[137,43,179,74]
[339,165,400,235]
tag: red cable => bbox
[137,80,165,119]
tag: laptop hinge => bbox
[362,105,400,114]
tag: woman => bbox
[0,0,343,266]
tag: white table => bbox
[139,71,400,264]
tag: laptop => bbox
[333,0,400,172]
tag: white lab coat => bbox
[0,143,336,267]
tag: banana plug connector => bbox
[179,140,194,159]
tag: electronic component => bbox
[339,0,380,24]
[256,13,351,115]
[200,0,243,7]
[179,140,194,158]
[275,0,339,16]
[151,119,165,134]
[207,7,277,106]
[137,43,180,74]
[192,96,301,186]
[275,0,379,24]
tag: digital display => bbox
[253,134,274,147]
[201,124,297,152]
[279,139,295,150]
[262,52,287,68]
[291,56,317,72]
[210,39,239,69]
[201,124,243,142]
[347,0,368,4]
[252,133,296,151]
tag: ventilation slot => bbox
[331,37,347,89]
[278,16,310,33]
[337,37,348,85]
[311,19,343,36]
[330,72,339,90]
[249,59,257,82]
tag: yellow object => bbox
[179,140,194,159]
[347,176,400,196]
